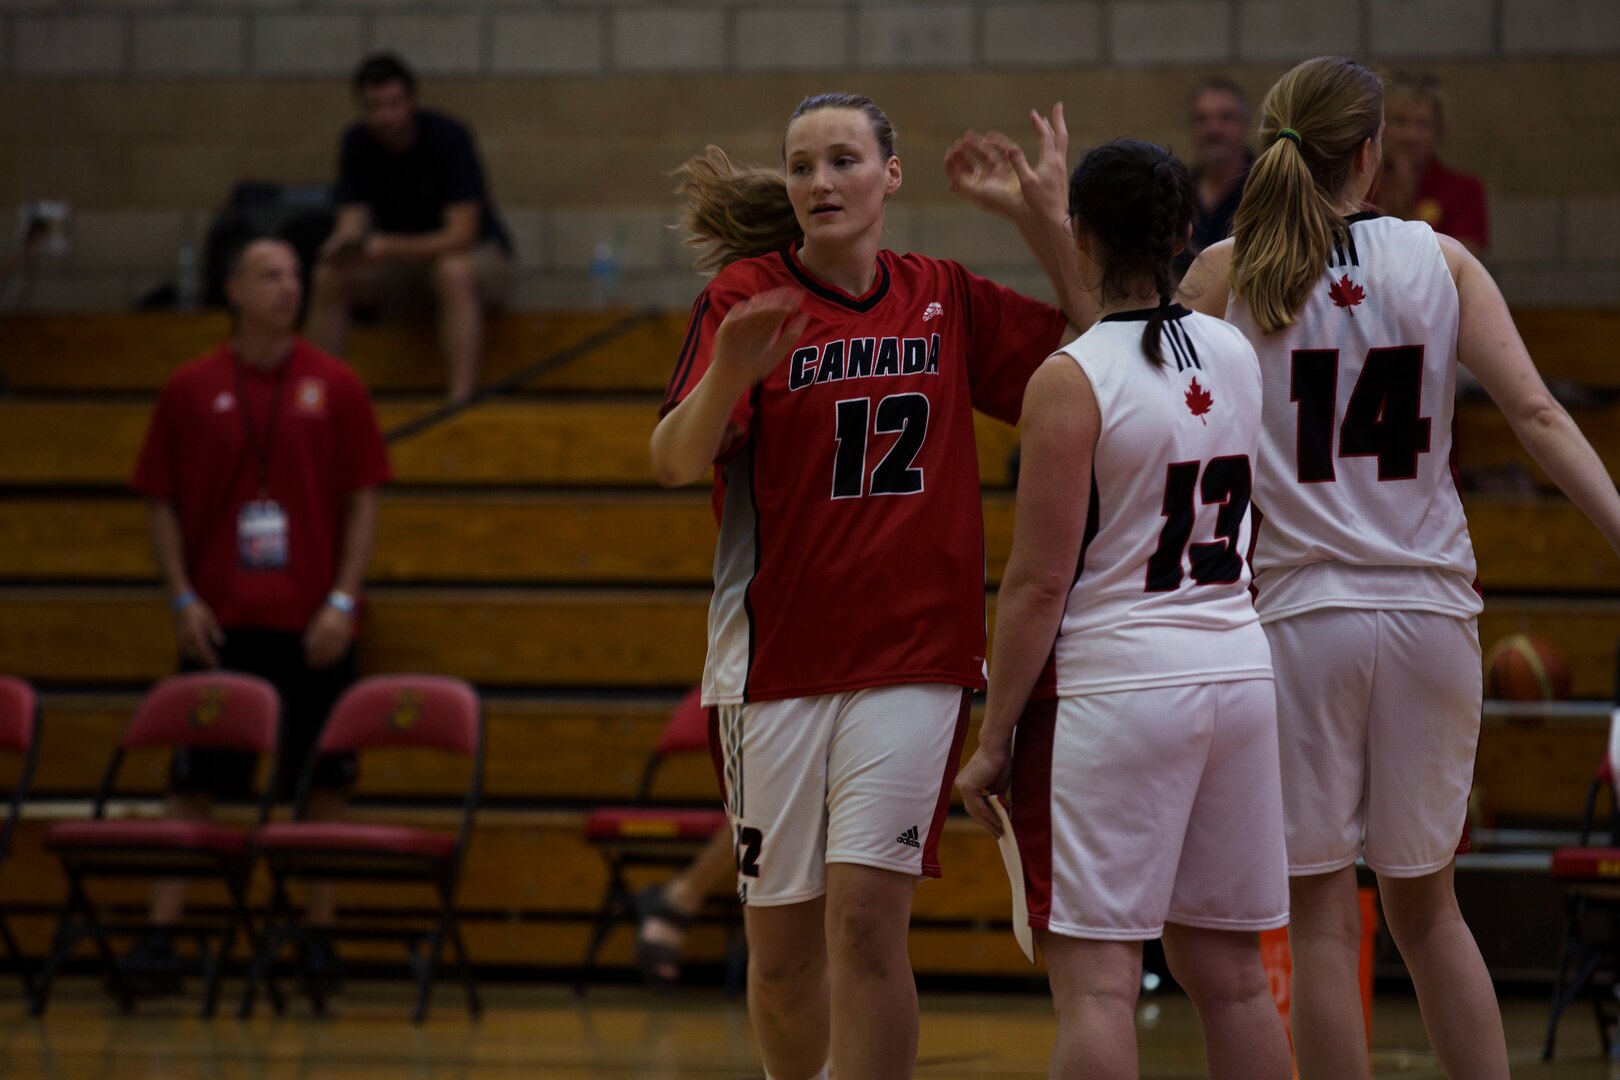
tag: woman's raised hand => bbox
[945,104,1071,227]
[711,287,812,386]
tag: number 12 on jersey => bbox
[832,393,930,499]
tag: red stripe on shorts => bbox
[1009,697,1058,930]
[921,688,974,879]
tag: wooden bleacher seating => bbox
[0,312,692,395]
[0,588,1614,697]
[0,399,1023,489]
[0,811,1038,976]
[9,689,1600,829]
[4,309,1616,394]
[0,307,1616,979]
[4,493,1619,592]
[7,393,1620,491]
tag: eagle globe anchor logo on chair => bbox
[191,685,228,730]
[389,689,423,733]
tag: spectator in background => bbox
[1375,72,1489,257]
[1176,76,1255,280]
[127,237,392,989]
[308,52,516,405]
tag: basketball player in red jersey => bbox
[1179,57,1620,1079]
[649,93,1082,1080]
[957,139,1292,1080]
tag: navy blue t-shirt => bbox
[334,109,512,254]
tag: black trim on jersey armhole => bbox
[779,249,892,313]
[740,385,764,705]
[1100,303,1192,323]
[665,293,710,406]
[1072,469,1101,586]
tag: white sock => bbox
[764,1069,828,1080]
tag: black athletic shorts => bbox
[172,628,359,800]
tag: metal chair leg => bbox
[445,912,481,1019]
[202,874,251,1019]
[574,863,631,998]
[0,913,35,1000]
[410,919,449,1024]
[239,876,297,1020]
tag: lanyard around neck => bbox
[233,355,290,497]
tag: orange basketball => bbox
[1484,634,1572,702]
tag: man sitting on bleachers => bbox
[125,237,392,989]
[307,52,516,405]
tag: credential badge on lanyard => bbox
[234,354,291,570]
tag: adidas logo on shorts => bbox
[896,825,921,849]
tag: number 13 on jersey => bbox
[1146,455,1253,592]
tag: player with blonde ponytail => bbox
[652,91,1082,1080]
[1181,56,1620,1079]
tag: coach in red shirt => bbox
[128,236,391,985]
[1374,72,1489,257]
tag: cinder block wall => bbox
[2,0,1617,311]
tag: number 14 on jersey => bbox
[1291,346,1432,483]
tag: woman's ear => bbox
[1173,222,1192,258]
[885,155,903,198]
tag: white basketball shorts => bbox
[1265,608,1481,878]
[710,683,970,907]
[1008,679,1289,940]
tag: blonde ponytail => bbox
[1230,57,1384,334]
[672,146,802,275]
[673,93,897,276]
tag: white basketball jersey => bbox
[1227,214,1481,623]
[1044,306,1273,696]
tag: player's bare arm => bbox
[1175,237,1233,318]
[1443,233,1620,554]
[649,288,809,487]
[957,354,1100,837]
[946,105,1091,337]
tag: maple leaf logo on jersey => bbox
[1185,378,1213,424]
[922,301,943,322]
[1329,274,1365,316]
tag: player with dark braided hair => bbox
[957,138,1291,1079]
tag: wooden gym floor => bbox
[0,982,1611,1078]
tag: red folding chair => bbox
[576,687,733,993]
[241,674,483,1023]
[0,676,42,998]
[31,672,280,1018]
[1544,752,1620,1059]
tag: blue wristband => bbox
[327,590,357,615]
[170,590,199,614]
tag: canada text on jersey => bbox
[789,334,942,392]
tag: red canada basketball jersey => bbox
[663,244,1068,706]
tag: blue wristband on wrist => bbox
[327,590,357,614]
[170,590,199,614]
